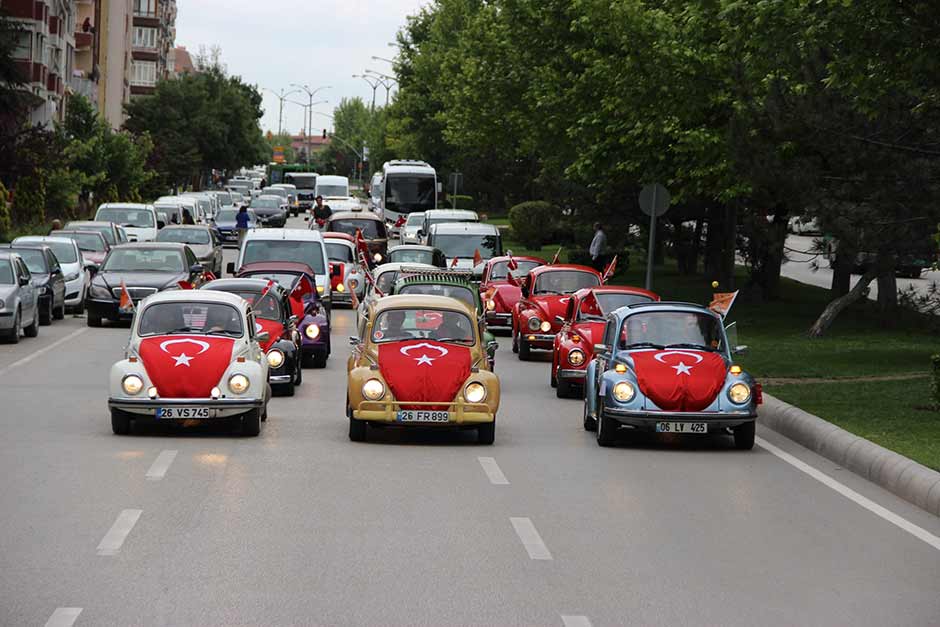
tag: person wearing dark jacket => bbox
[312,195,332,224]
[236,206,250,246]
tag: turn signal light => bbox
[730,365,742,375]
[571,335,581,343]
[614,363,627,374]
[128,356,138,363]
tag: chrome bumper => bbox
[108,396,264,417]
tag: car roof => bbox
[257,194,285,201]
[141,289,247,308]
[5,242,52,254]
[111,242,189,251]
[98,203,151,210]
[14,236,79,246]
[323,232,356,243]
[57,229,107,239]
[66,221,116,228]
[424,209,478,219]
[202,278,287,296]
[389,244,436,252]
[486,254,545,265]
[529,263,600,277]
[329,211,381,221]
[429,222,498,235]
[374,262,436,276]
[317,175,348,184]
[615,301,719,319]
[373,293,477,315]
[244,228,324,242]
[159,224,209,231]
[237,261,317,276]
[396,271,477,289]
[573,285,661,300]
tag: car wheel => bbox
[24,306,39,338]
[477,417,496,445]
[87,312,102,327]
[550,364,558,388]
[7,309,21,343]
[556,380,574,399]
[312,349,328,369]
[294,361,303,386]
[111,408,131,435]
[733,421,755,450]
[596,408,616,446]
[53,300,65,320]
[241,408,261,436]
[583,396,597,432]
[273,381,294,397]
[348,408,367,442]
[518,336,531,361]
[511,328,519,354]
[39,299,52,326]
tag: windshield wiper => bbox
[434,337,470,343]
[535,289,562,295]
[623,342,664,350]
[166,327,196,334]
[664,342,716,351]
[206,330,241,337]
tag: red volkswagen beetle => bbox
[511,264,602,360]
[551,285,660,398]
[479,255,545,331]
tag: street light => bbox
[352,74,381,111]
[371,55,395,65]
[364,69,398,106]
[290,84,331,165]
[261,87,301,135]
[285,99,329,163]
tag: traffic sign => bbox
[639,183,670,217]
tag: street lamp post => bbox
[290,84,331,165]
[262,87,302,136]
[285,99,328,163]
[352,74,381,111]
[365,69,398,106]
[329,132,364,185]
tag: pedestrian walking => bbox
[589,222,608,272]
[236,206,250,246]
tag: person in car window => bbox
[312,195,332,222]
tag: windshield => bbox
[433,234,501,259]
[231,291,282,321]
[385,175,436,212]
[389,249,435,265]
[215,192,232,205]
[242,240,326,274]
[216,209,240,223]
[103,248,184,273]
[264,188,288,199]
[16,239,77,263]
[619,311,724,351]
[12,249,47,274]
[594,293,654,315]
[317,184,348,198]
[399,284,476,310]
[405,213,424,226]
[428,216,475,228]
[329,219,385,239]
[533,270,599,295]
[326,243,354,262]
[157,228,210,245]
[286,173,317,189]
[0,260,14,284]
[60,232,106,252]
[97,208,154,228]
[489,260,541,280]
[375,270,400,294]
[138,302,243,337]
[372,308,474,344]
[68,224,114,245]
[251,197,281,209]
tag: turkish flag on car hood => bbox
[139,336,235,398]
[631,350,726,412]
[377,340,472,410]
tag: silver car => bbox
[0,251,40,343]
[13,236,89,313]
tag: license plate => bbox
[395,410,451,423]
[157,407,212,419]
[655,422,707,434]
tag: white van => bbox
[94,203,160,242]
[315,175,359,213]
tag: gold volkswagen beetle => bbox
[347,294,500,443]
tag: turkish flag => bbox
[203,270,217,282]
[602,255,618,283]
[139,336,235,398]
[255,317,283,351]
[631,350,727,412]
[550,247,561,265]
[378,340,472,410]
[354,228,371,261]
[394,215,406,228]
[507,254,518,271]
[177,280,193,290]
[472,248,482,267]
[118,281,135,313]
[450,256,459,268]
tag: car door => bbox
[47,250,66,308]
[16,258,37,319]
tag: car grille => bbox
[111,286,158,300]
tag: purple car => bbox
[236,261,331,368]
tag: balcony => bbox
[3,0,41,20]
[75,31,93,50]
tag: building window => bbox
[133,27,157,49]
[131,60,157,86]
[133,0,156,17]
[13,32,31,60]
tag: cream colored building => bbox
[96,0,132,128]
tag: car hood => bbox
[528,294,573,327]
[251,206,283,217]
[484,283,522,311]
[188,244,214,259]
[96,270,187,291]
[570,321,604,347]
[0,284,19,300]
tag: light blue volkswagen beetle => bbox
[582,302,760,449]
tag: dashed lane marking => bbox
[96,509,142,556]
[561,616,592,627]
[478,456,509,485]
[146,450,178,480]
[0,327,89,377]
[44,607,82,627]
[510,517,553,560]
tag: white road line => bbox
[561,616,593,627]
[0,327,89,377]
[478,456,509,485]
[44,607,82,627]
[756,436,940,552]
[96,509,142,556]
[510,517,553,560]
[146,450,178,480]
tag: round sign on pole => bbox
[639,183,670,217]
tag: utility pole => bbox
[365,69,398,106]
[286,98,328,163]
[290,84,331,164]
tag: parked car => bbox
[94,203,161,242]
[156,225,223,277]
[13,236,89,313]
[387,244,447,268]
[0,251,40,342]
[56,230,109,269]
[323,211,388,265]
[3,244,66,324]
[249,195,289,227]
[479,255,545,331]
[264,185,298,217]
[419,209,479,243]
[63,221,129,247]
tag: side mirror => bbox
[593,343,608,354]
[487,340,499,354]
[226,262,236,275]
[256,331,270,344]
[157,220,166,229]
[84,263,98,275]
[19,276,29,287]
[555,315,565,325]
[190,263,205,275]
[732,345,749,355]
[304,216,310,222]
[416,230,424,239]
[521,285,529,298]
[349,335,362,346]
[288,315,299,326]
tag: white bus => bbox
[377,160,441,230]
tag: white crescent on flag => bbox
[159,338,211,367]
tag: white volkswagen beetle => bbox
[108,290,271,436]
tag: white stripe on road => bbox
[146,450,178,480]
[478,456,509,485]
[0,327,89,377]
[44,607,82,627]
[757,437,940,552]
[96,509,142,556]
[510,517,553,560]
[561,616,593,627]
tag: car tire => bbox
[24,306,40,338]
[241,408,261,436]
[596,408,616,446]
[349,413,367,442]
[733,421,755,450]
[511,329,519,354]
[518,336,531,361]
[312,349,328,368]
[477,418,496,445]
[111,408,131,435]
[556,380,574,399]
[54,300,65,320]
[550,365,558,388]
[583,397,597,432]
[87,312,102,327]
[273,381,294,397]
[39,298,52,326]
[294,362,303,386]
[7,309,21,343]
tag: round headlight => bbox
[362,378,386,401]
[527,317,542,331]
[540,320,551,333]
[612,381,636,402]
[373,252,382,262]
[349,279,359,290]
[568,349,585,366]
[122,374,144,395]
[228,374,250,394]
[266,349,284,368]
[305,324,321,339]
[464,381,487,404]
[336,283,345,292]
[728,382,751,404]
[316,284,325,294]
[485,299,496,311]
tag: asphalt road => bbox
[2,218,940,626]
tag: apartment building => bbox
[97,0,132,128]
[129,0,175,97]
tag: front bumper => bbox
[557,368,586,384]
[108,396,264,418]
[602,406,757,430]
[87,298,131,320]
[65,276,85,305]
[353,399,495,425]
[0,311,15,330]
[520,332,556,348]
[485,312,512,327]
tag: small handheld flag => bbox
[550,247,561,265]
[472,248,482,267]
[709,290,739,318]
[601,254,618,283]
[118,281,135,314]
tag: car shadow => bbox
[592,428,743,452]
[357,424,484,446]
[125,418,249,438]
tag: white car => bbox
[13,236,89,313]
[399,212,426,244]
[95,203,160,242]
[420,209,479,243]
[323,235,366,307]
[355,261,436,325]
[315,175,361,213]
[107,290,271,436]
[426,222,502,277]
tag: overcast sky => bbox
[175,0,429,135]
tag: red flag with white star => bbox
[377,340,472,410]
[139,336,235,398]
[630,350,727,412]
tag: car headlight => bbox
[305,324,320,339]
[336,283,345,292]
[485,299,496,311]
[228,373,250,394]
[316,284,325,294]
[568,349,585,366]
[0,299,5,310]
[64,271,79,282]
[122,374,144,395]
[527,317,542,331]
[90,284,111,299]
[539,320,551,333]
[464,381,486,403]
[349,279,359,290]
[728,382,751,404]
[362,378,386,401]
[267,349,284,368]
[41,284,51,295]
[373,252,382,262]
[612,381,636,402]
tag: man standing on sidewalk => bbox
[589,222,608,272]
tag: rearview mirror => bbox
[255,331,270,344]
[593,343,608,354]
[190,263,205,275]
[555,315,565,325]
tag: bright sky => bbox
[175,0,429,135]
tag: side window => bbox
[564,297,576,322]
[185,247,197,267]
[48,251,61,274]
[17,259,31,282]
[602,318,617,348]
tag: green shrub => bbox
[0,182,10,238]
[509,201,559,248]
[12,175,46,227]
[450,194,475,210]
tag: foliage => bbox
[508,201,557,249]
[320,97,371,177]
[932,354,940,409]
[0,181,10,237]
[11,173,45,226]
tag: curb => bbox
[760,393,940,517]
